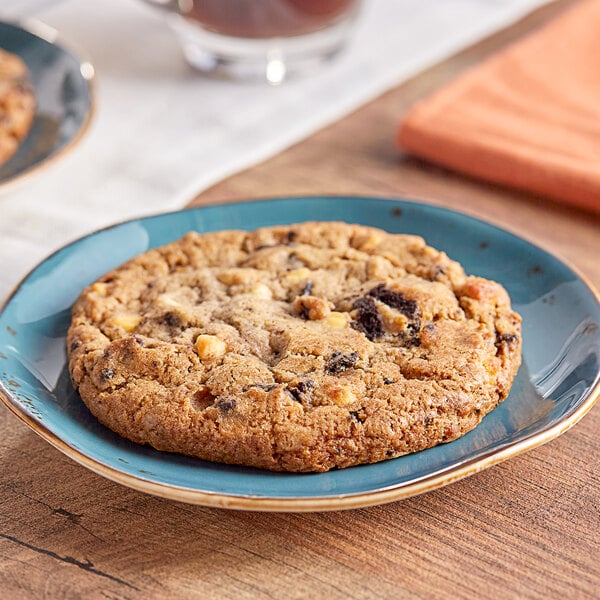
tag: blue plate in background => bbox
[0,197,598,511]
[0,20,94,186]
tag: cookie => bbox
[0,48,35,168]
[67,222,522,472]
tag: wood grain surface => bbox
[1,1,598,598]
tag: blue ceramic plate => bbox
[1,197,599,511]
[0,20,94,186]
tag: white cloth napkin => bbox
[0,0,547,302]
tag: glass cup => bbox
[144,0,362,83]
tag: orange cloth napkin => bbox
[398,0,600,213]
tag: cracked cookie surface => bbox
[0,49,35,168]
[67,222,522,472]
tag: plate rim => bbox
[0,18,96,189]
[0,385,596,511]
[1,196,599,511]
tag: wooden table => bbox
[1,1,598,597]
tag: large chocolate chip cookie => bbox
[67,222,521,472]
